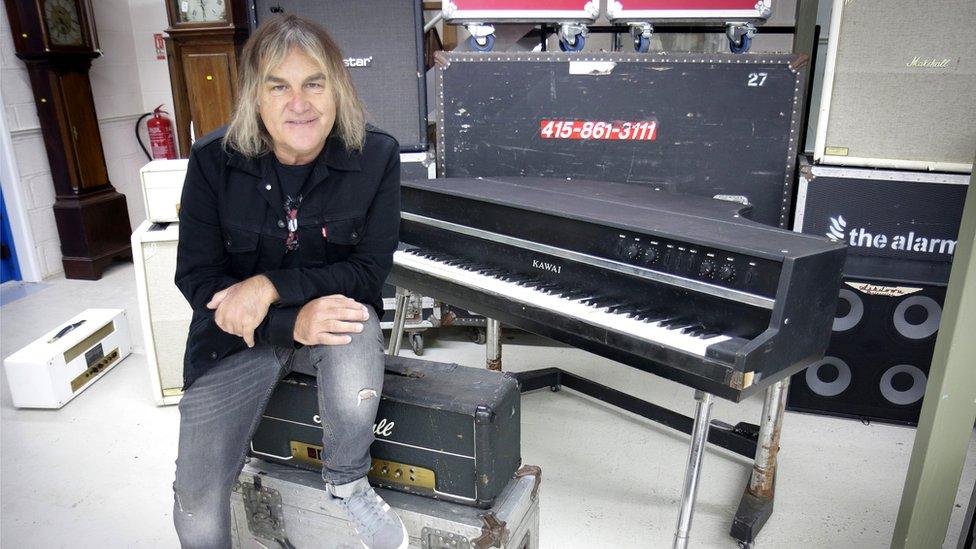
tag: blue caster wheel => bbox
[729,33,751,54]
[559,33,585,52]
[634,35,650,53]
[468,33,495,52]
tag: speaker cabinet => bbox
[787,279,944,424]
[813,0,976,172]
[132,221,188,405]
[789,157,968,424]
[250,0,428,152]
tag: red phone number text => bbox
[539,120,658,140]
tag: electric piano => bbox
[389,176,846,402]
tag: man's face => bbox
[259,48,337,164]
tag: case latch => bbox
[238,475,294,548]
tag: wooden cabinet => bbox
[4,0,132,279]
[163,1,248,156]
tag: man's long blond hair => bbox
[224,15,366,157]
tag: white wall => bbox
[1,1,175,280]
[127,0,178,115]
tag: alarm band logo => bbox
[826,215,957,255]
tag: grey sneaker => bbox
[328,478,408,549]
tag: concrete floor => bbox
[2,263,974,548]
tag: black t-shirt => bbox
[274,158,314,269]
[274,158,314,200]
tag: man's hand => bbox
[293,294,370,346]
[207,275,280,347]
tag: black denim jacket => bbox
[175,126,400,389]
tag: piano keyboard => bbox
[397,248,733,357]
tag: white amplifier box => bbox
[140,159,188,223]
[3,308,132,409]
[132,220,189,405]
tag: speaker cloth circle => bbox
[806,356,852,397]
[879,364,927,406]
[833,289,863,332]
[893,295,941,340]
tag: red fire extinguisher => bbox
[146,105,177,160]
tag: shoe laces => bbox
[343,486,394,537]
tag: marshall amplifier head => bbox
[437,52,809,228]
[788,158,968,424]
[250,356,521,508]
[3,309,132,409]
[250,0,428,152]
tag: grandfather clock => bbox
[164,0,249,156]
[4,0,132,280]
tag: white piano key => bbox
[394,250,731,357]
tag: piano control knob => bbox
[643,247,658,264]
[717,263,736,281]
[624,243,642,261]
[698,260,715,277]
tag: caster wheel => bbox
[468,33,495,52]
[559,33,585,52]
[550,384,561,392]
[409,333,424,356]
[471,327,487,345]
[729,33,751,54]
[634,35,650,53]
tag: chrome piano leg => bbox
[386,286,409,356]
[674,390,714,549]
[485,318,502,370]
[730,378,790,546]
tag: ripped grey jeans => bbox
[172,308,384,548]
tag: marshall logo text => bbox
[906,56,952,69]
[314,414,395,437]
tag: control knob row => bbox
[699,260,735,281]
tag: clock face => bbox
[177,0,227,23]
[43,0,84,46]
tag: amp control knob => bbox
[717,263,736,281]
[698,260,715,277]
